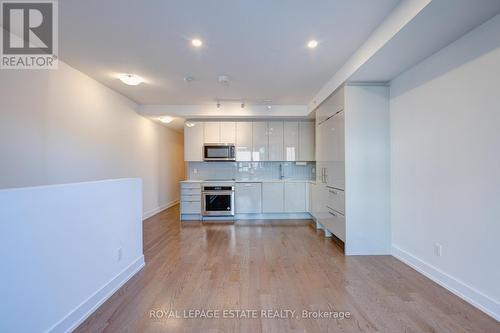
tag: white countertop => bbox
[180,179,314,183]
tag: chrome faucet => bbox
[279,163,285,180]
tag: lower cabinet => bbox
[310,182,346,242]
[181,200,201,214]
[322,208,345,242]
[236,181,309,215]
[235,183,262,213]
[284,182,306,213]
[326,186,345,215]
[262,182,284,213]
[180,183,201,215]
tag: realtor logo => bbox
[1,0,58,69]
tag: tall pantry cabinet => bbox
[312,85,391,255]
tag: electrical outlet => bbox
[434,243,442,257]
[117,247,122,261]
[193,168,198,174]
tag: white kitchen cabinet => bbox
[284,182,306,213]
[184,121,204,161]
[314,85,390,254]
[309,182,316,214]
[284,121,299,161]
[236,122,252,161]
[268,121,284,161]
[299,121,315,161]
[220,122,236,143]
[204,122,220,143]
[252,121,268,161]
[235,183,262,213]
[262,182,284,213]
[181,201,201,214]
[326,186,345,215]
[180,183,201,215]
[326,111,345,190]
[323,208,345,242]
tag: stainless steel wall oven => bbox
[201,183,235,216]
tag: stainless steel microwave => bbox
[203,144,236,161]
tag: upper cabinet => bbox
[220,122,236,143]
[284,121,299,161]
[184,120,315,162]
[204,122,220,143]
[236,121,252,161]
[203,121,236,144]
[184,121,204,161]
[252,121,268,161]
[299,121,315,161]
[268,121,284,161]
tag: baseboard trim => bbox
[235,212,312,220]
[392,245,499,321]
[143,200,179,220]
[45,256,145,333]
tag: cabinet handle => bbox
[329,211,337,217]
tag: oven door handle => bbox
[202,191,234,195]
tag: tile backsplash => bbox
[187,162,316,181]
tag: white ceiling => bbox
[349,0,500,82]
[59,0,399,105]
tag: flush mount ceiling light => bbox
[307,40,318,49]
[158,116,174,124]
[218,75,230,85]
[191,38,203,47]
[118,73,144,86]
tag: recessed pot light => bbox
[307,40,318,49]
[191,38,203,47]
[118,73,144,86]
[159,116,174,124]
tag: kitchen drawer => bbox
[181,195,200,202]
[181,200,201,214]
[180,183,201,189]
[326,187,345,215]
[322,208,345,242]
[181,188,201,196]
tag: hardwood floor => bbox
[76,205,499,333]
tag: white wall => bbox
[390,15,500,319]
[0,61,184,217]
[0,179,144,333]
[345,85,391,255]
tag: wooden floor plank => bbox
[75,205,499,333]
